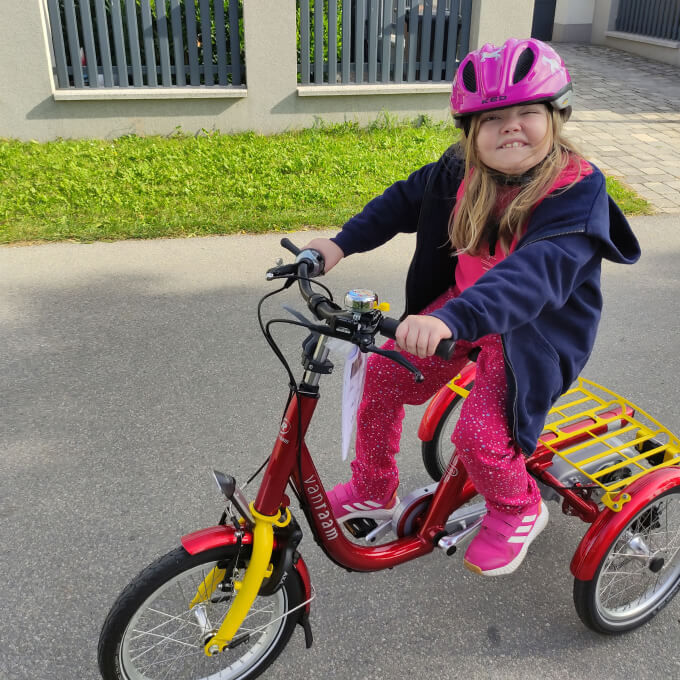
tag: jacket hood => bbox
[525,165,641,265]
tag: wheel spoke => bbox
[130,607,203,638]
[602,576,647,604]
[158,648,181,680]
[135,646,205,673]
[130,606,201,656]
[130,628,199,654]
[601,568,648,580]
[241,603,276,622]
[600,569,644,600]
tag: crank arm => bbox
[438,516,484,554]
[444,501,487,534]
[364,519,394,544]
[438,502,487,554]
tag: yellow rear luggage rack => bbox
[537,378,680,511]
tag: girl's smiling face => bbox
[475,104,552,175]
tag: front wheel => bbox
[98,545,303,680]
[573,484,680,634]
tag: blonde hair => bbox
[449,108,584,256]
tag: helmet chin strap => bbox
[487,157,547,186]
[488,169,535,186]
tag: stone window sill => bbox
[53,86,247,101]
[605,30,680,49]
[297,83,452,97]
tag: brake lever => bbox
[366,344,424,383]
[266,263,298,280]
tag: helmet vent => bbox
[461,61,477,92]
[513,48,535,84]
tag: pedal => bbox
[343,517,378,538]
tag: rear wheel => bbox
[573,484,680,633]
[421,387,469,481]
[98,545,303,680]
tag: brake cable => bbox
[248,273,340,500]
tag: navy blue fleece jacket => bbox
[331,146,641,454]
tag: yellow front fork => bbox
[193,503,291,656]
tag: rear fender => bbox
[418,363,476,442]
[571,467,680,581]
[181,524,313,612]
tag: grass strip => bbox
[0,119,652,245]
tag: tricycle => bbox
[98,239,680,680]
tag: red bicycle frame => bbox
[184,373,674,589]
[249,366,622,570]
[253,389,477,572]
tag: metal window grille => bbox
[297,0,472,85]
[615,0,680,41]
[45,0,244,89]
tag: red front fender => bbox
[182,525,254,554]
[418,363,476,442]
[571,467,680,581]
[181,524,313,611]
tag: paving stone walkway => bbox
[555,43,680,213]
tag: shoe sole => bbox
[333,489,399,523]
[463,502,549,576]
[335,495,399,523]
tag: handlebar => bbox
[272,238,456,374]
[377,316,456,361]
[280,237,300,256]
[280,237,340,321]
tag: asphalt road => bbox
[2,215,679,680]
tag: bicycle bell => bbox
[344,289,378,314]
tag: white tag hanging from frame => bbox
[327,338,368,461]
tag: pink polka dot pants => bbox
[351,290,540,514]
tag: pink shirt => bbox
[453,158,592,294]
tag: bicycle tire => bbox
[573,483,680,634]
[98,544,303,680]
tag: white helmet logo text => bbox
[480,47,505,62]
[542,55,560,74]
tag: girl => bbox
[304,38,640,576]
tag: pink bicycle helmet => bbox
[451,38,573,131]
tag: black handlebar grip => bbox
[379,317,456,360]
[436,338,457,361]
[280,237,300,256]
[378,316,400,340]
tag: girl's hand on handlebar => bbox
[301,238,344,273]
[396,315,453,359]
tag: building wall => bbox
[591,0,623,42]
[470,0,535,49]
[554,0,594,24]
[1,0,535,141]
[591,0,680,67]
[552,0,595,43]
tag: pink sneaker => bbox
[327,481,398,522]
[463,500,548,576]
